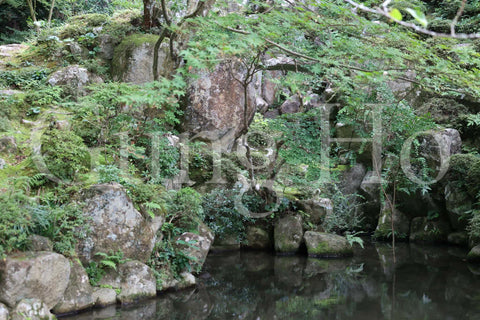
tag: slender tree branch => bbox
[344,0,480,39]
[451,0,467,36]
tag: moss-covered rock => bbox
[244,226,272,250]
[274,214,303,254]
[373,197,410,241]
[409,217,450,243]
[303,231,353,258]
[111,34,173,84]
[467,244,480,262]
[447,231,468,246]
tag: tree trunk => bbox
[143,0,157,30]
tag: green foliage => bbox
[96,164,123,183]
[41,128,91,181]
[32,202,88,256]
[202,187,254,241]
[345,232,365,249]
[0,186,35,258]
[0,68,49,90]
[85,251,129,286]
[321,186,364,234]
[447,153,480,199]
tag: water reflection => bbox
[60,243,480,320]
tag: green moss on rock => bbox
[303,231,353,258]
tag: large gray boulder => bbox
[303,231,353,258]
[112,34,173,84]
[274,214,303,254]
[76,183,163,265]
[0,252,70,309]
[53,259,94,314]
[11,299,55,320]
[99,260,157,304]
[183,62,259,149]
[48,65,103,97]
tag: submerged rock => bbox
[11,299,55,320]
[53,259,94,314]
[0,251,70,309]
[303,231,353,258]
[274,214,303,254]
[77,183,163,265]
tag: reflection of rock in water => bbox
[274,256,305,288]
[242,251,274,273]
[375,242,410,278]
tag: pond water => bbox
[60,242,480,320]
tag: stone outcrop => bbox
[0,252,70,309]
[111,34,173,84]
[303,231,353,258]
[92,288,117,307]
[11,299,55,320]
[183,62,259,149]
[76,183,163,265]
[297,198,332,225]
[99,260,157,305]
[274,214,303,254]
[53,259,95,314]
[48,65,103,97]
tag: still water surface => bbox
[61,242,480,319]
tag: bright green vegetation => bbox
[0,0,480,285]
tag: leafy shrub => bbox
[447,154,480,198]
[41,129,91,181]
[85,251,129,286]
[0,189,35,258]
[32,202,88,256]
[97,164,123,183]
[202,187,254,241]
